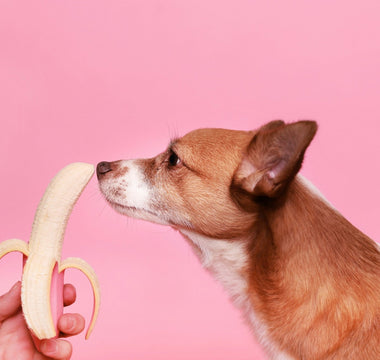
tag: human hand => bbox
[0,282,85,360]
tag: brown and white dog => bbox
[97,120,380,359]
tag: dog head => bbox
[97,120,317,239]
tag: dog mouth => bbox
[98,182,186,228]
[108,200,155,217]
[105,198,170,226]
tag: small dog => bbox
[97,120,380,359]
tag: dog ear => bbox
[233,120,317,199]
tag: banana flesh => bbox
[0,162,100,340]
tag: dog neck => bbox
[179,175,379,359]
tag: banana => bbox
[0,162,100,340]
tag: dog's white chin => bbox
[109,201,170,226]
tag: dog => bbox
[97,120,380,359]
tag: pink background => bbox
[1,1,379,359]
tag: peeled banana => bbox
[0,162,100,340]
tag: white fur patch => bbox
[298,175,380,252]
[122,160,151,209]
[180,229,249,307]
[99,160,169,225]
[179,229,295,360]
[297,174,335,209]
[272,353,296,360]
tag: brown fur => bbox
[98,121,380,359]
[246,180,380,358]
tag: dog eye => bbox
[168,151,181,167]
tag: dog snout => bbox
[96,161,112,178]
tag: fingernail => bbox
[41,340,58,354]
[10,282,21,293]
[62,316,76,331]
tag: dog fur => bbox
[97,120,380,359]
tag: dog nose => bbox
[96,161,112,178]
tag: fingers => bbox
[37,285,83,360]
[0,282,22,322]
[39,316,85,360]
[63,284,76,307]
[40,339,72,360]
[58,313,85,336]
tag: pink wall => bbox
[1,1,379,359]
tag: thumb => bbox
[0,282,22,322]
